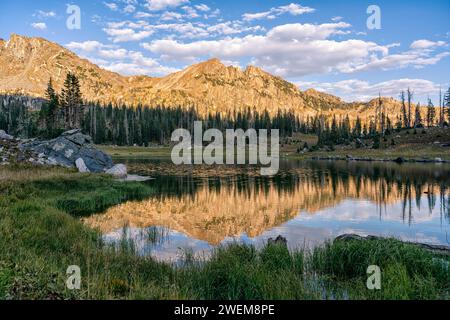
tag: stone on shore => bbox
[105,163,127,178]
[0,130,13,140]
[20,129,113,172]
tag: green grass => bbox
[0,165,449,300]
[97,145,172,159]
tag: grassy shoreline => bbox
[0,165,449,300]
[97,143,450,162]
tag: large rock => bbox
[75,158,90,173]
[20,129,113,172]
[0,130,13,140]
[105,164,127,178]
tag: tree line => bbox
[1,73,450,147]
[316,89,450,148]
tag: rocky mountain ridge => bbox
[0,34,414,122]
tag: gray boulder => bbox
[75,158,90,173]
[105,163,127,178]
[20,129,113,172]
[0,130,13,140]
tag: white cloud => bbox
[297,78,440,102]
[135,11,158,18]
[34,10,56,19]
[195,4,210,12]
[243,3,315,21]
[65,40,178,76]
[160,11,183,21]
[410,39,446,50]
[124,4,136,13]
[103,21,155,42]
[206,22,264,36]
[145,0,189,11]
[181,6,200,19]
[104,2,119,11]
[31,22,47,30]
[142,22,450,78]
[331,16,343,22]
[66,40,114,52]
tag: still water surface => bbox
[83,160,450,262]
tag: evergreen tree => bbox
[400,91,408,128]
[444,87,450,124]
[407,88,413,128]
[414,103,422,128]
[60,72,83,129]
[426,98,436,127]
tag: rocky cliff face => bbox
[0,34,412,121]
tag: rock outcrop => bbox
[20,129,113,172]
[0,130,13,140]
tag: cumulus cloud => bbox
[410,39,446,50]
[123,4,136,13]
[243,3,315,21]
[296,78,440,102]
[181,6,200,19]
[103,19,265,40]
[160,11,183,21]
[103,21,155,42]
[145,0,189,11]
[331,16,343,22]
[66,40,114,52]
[31,22,47,30]
[65,40,178,76]
[142,22,449,78]
[195,4,210,12]
[33,10,56,19]
[104,2,119,11]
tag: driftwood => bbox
[334,234,450,256]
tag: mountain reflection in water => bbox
[82,160,450,262]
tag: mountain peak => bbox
[204,57,223,65]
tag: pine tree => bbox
[43,78,60,137]
[414,103,422,128]
[60,72,83,129]
[426,98,436,128]
[444,87,450,124]
[400,91,408,128]
[407,88,413,128]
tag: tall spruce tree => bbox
[426,98,436,127]
[60,72,83,129]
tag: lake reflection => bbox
[83,160,450,262]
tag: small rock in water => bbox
[435,157,443,163]
[105,164,127,178]
[75,158,90,173]
[268,235,287,246]
[394,157,405,164]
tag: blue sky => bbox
[0,0,449,103]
